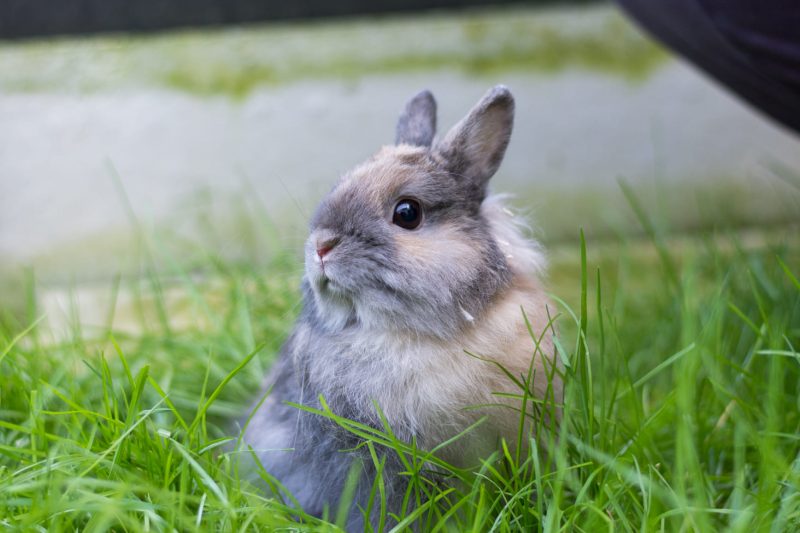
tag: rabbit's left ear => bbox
[436,85,514,188]
[396,90,437,147]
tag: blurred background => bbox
[1,0,799,335]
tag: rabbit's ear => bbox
[395,90,437,147]
[436,85,514,188]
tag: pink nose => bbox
[316,237,339,259]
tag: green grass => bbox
[1,187,799,531]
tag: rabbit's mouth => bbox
[309,271,357,331]
[308,250,353,299]
[314,271,350,298]
[319,275,333,292]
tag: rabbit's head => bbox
[305,86,524,338]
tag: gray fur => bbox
[395,89,437,147]
[242,86,541,530]
[435,85,515,196]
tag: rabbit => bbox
[242,85,562,529]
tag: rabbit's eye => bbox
[393,199,422,230]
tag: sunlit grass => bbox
[1,184,799,530]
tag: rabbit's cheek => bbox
[394,225,480,277]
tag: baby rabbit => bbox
[243,86,561,528]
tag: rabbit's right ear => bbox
[395,90,437,147]
[435,85,514,191]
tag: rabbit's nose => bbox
[316,235,340,259]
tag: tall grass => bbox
[0,191,798,531]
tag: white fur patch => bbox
[482,194,546,276]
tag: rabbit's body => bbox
[243,87,561,525]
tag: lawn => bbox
[1,184,799,531]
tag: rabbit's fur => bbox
[243,86,561,527]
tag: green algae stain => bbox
[0,7,670,98]
[159,13,668,97]
[164,63,280,98]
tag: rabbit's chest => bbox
[300,330,487,442]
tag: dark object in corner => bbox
[617,0,800,134]
[0,0,595,40]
